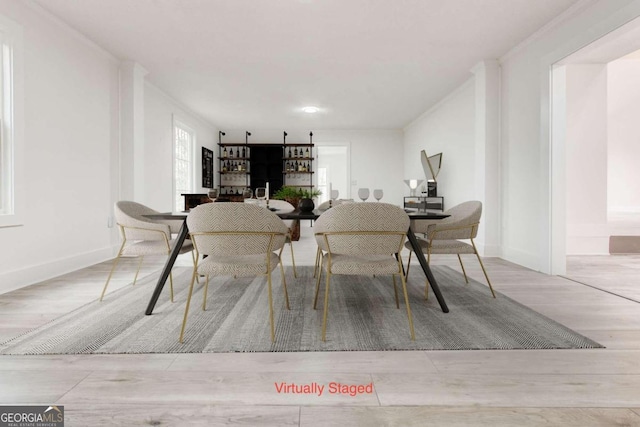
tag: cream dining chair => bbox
[265,199,298,278]
[405,200,496,299]
[313,202,415,341]
[179,202,290,343]
[100,201,195,302]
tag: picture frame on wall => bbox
[202,147,214,188]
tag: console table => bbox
[404,196,444,211]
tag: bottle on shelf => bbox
[241,146,246,158]
[305,147,310,158]
[229,148,234,158]
[294,147,298,157]
[288,147,292,158]
[223,147,228,158]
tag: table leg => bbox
[406,225,449,313]
[145,220,189,315]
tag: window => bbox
[0,22,16,222]
[173,121,195,211]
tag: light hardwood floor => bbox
[1,224,640,426]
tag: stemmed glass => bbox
[358,188,370,202]
[255,187,267,206]
[242,188,253,201]
[329,189,339,207]
[373,189,383,202]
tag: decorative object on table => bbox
[357,188,370,202]
[403,179,424,197]
[298,198,315,212]
[255,187,267,205]
[273,186,322,240]
[421,150,442,197]
[329,189,339,208]
[373,189,383,201]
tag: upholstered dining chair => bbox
[179,202,290,343]
[405,200,496,299]
[101,201,195,302]
[264,199,298,278]
[313,202,415,341]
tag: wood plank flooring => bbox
[1,225,640,426]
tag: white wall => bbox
[144,83,217,212]
[0,1,120,292]
[565,64,609,254]
[500,0,640,272]
[0,1,218,293]
[403,79,476,210]
[608,57,640,213]
[220,129,404,205]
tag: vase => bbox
[298,198,315,212]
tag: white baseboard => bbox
[0,246,117,295]
[501,246,540,272]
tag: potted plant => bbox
[273,187,322,240]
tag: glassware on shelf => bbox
[373,189,383,202]
[358,188,370,202]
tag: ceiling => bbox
[32,0,581,130]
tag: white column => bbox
[119,61,148,201]
[471,60,500,256]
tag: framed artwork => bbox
[202,147,214,188]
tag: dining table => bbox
[143,208,450,315]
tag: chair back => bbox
[187,203,288,256]
[432,200,482,240]
[317,199,343,211]
[114,201,169,241]
[314,203,409,255]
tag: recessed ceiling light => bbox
[302,106,319,113]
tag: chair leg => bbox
[457,254,469,283]
[313,255,324,310]
[132,256,144,286]
[392,275,400,309]
[321,271,332,342]
[179,268,199,343]
[202,274,209,310]
[169,271,174,303]
[400,271,416,340]
[267,271,275,342]
[279,261,290,310]
[288,238,298,278]
[424,282,429,301]
[191,250,200,284]
[471,239,497,298]
[313,247,321,278]
[100,242,125,301]
[406,251,412,276]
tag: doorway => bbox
[315,144,350,205]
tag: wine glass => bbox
[358,188,370,202]
[255,187,266,206]
[373,189,383,202]
[242,188,253,200]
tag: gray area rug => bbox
[0,266,602,354]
